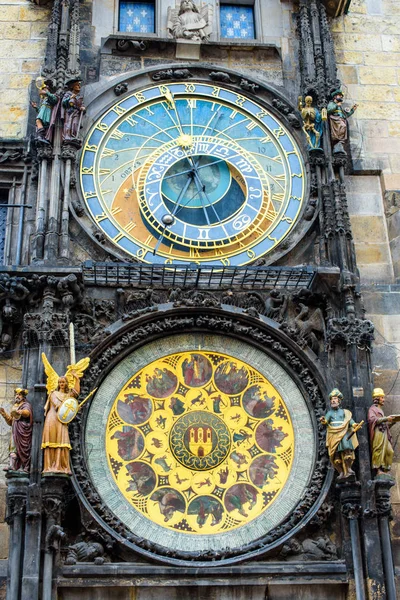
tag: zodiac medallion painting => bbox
[105,350,294,535]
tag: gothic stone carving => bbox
[167,1,212,41]
[152,69,192,81]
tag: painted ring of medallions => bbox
[105,350,295,535]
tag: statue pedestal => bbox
[175,39,201,60]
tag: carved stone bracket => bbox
[5,473,29,524]
[365,478,395,519]
[338,480,362,520]
[69,308,330,565]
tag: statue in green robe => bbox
[321,388,361,479]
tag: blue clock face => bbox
[80,82,306,266]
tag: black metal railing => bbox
[82,261,316,290]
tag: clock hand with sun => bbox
[163,90,193,149]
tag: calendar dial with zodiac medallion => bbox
[80,82,306,266]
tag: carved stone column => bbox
[6,473,29,600]
[375,479,396,600]
[339,480,366,600]
[42,476,68,600]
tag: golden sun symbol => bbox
[177,134,193,149]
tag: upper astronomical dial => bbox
[80,82,306,266]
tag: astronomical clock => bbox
[75,76,323,565]
[80,81,306,266]
[83,333,319,561]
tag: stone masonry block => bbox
[21,59,41,73]
[356,103,400,120]
[364,290,400,315]
[358,262,394,282]
[7,74,33,89]
[382,35,400,52]
[350,215,389,243]
[365,138,400,154]
[347,192,384,216]
[333,33,382,51]
[3,22,31,39]
[0,58,20,74]
[348,0,368,14]
[354,244,391,265]
[381,314,400,342]
[358,66,397,85]
[0,40,46,59]
[361,119,389,138]
[18,5,51,21]
[345,84,394,102]
[30,21,48,38]
[0,5,19,20]
[345,175,382,194]
[382,174,400,191]
[364,51,400,66]
[388,122,400,137]
[0,122,25,139]
[335,50,364,64]
[0,523,8,559]
[344,15,386,33]
[337,65,358,84]
[382,0,400,15]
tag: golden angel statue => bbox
[41,353,90,474]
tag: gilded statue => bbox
[327,89,358,151]
[298,95,325,150]
[368,388,400,477]
[320,389,363,479]
[0,388,33,473]
[41,353,90,474]
[168,0,211,41]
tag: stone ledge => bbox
[59,561,348,584]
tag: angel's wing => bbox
[65,357,90,390]
[42,352,59,394]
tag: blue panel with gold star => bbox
[119,1,155,33]
[220,5,255,39]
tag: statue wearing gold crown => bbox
[41,353,92,474]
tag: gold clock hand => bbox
[163,91,193,149]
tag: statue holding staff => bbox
[0,388,33,473]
